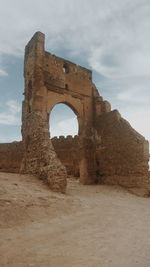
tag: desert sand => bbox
[0,172,150,267]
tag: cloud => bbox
[95,73,150,142]
[0,69,8,76]
[0,100,21,125]
[50,117,78,137]
[49,103,79,137]
[0,0,150,142]
[121,107,150,142]
[6,100,21,114]
[0,0,150,79]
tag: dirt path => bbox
[0,172,150,267]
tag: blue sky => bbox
[0,0,150,142]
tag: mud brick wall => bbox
[95,110,149,187]
[0,32,149,191]
[21,32,112,188]
[0,142,24,173]
[51,136,80,177]
[21,32,67,193]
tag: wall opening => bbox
[63,63,69,73]
[49,103,80,177]
[49,103,79,138]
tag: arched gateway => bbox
[49,102,80,136]
[20,32,149,193]
[49,103,79,137]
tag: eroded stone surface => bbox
[0,31,149,193]
[51,136,80,177]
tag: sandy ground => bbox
[0,172,150,267]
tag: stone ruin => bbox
[0,32,149,193]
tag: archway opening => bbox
[49,103,80,177]
[49,103,79,137]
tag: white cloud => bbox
[0,100,21,125]
[6,100,21,114]
[96,74,150,143]
[0,0,150,79]
[0,0,150,142]
[121,108,150,143]
[0,69,8,76]
[50,117,78,137]
[0,113,19,125]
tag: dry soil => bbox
[0,172,150,267]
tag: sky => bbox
[0,0,150,142]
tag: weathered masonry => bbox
[0,32,149,193]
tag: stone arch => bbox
[21,31,149,193]
[21,32,97,192]
[48,101,82,136]
[49,102,80,177]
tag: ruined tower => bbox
[0,32,149,192]
[20,31,149,190]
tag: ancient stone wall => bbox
[44,50,98,136]
[51,135,97,184]
[0,31,149,193]
[0,142,24,173]
[51,136,80,177]
[51,108,149,188]
[95,110,149,187]
[21,31,109,189]
[20,32,67,193]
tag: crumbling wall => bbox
[95,110,149,187]
[0,31,149,193]
[51,135,97,184]
[0,142,24,173]
[21,31,107,188]
[51,136,80,177]
[21,32,67,193]
[44,50,98,136]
